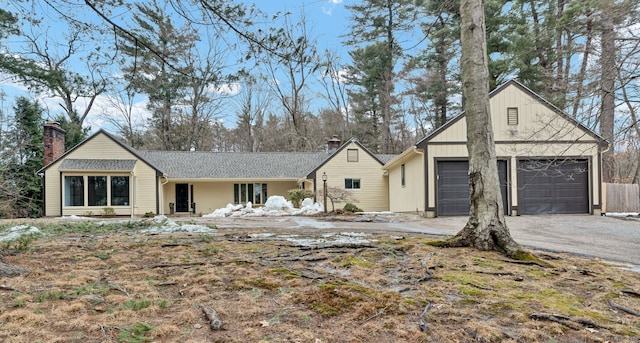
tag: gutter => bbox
[160,175,169,215]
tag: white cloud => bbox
[321,0,343,15]
[211,82,241,96]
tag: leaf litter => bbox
[0,216,638,342]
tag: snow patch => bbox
[284,232,374,247]
[56,215,90,220]
[0,225,41,242]
[604,212,639,217]
[140,215,216,234]
[203,195,324,218]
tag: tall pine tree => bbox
[0,97,44,218]
[345,0,415,153]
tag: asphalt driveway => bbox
[386,214,640,268]
[197,213,640,268]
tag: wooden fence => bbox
[603,183,640,213]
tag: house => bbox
[38,80,606,218]
[307,138,396,212]
[37,127,396,217]
[384,80,608,217]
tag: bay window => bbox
[63,175,130,207]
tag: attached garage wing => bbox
[436,161,508,216]
[517,159,589,215]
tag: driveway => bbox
[195,213,640,268]
[385,214,640,268]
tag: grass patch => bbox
[269,266,302,279]
[335,255,374,268]
[118,322,155,343]
[92,250,115,260]
[121,299,152,311]
[297,281,408,319]
[233,277,282,291]
[35,291,65,302]
[299,282,371,317]
[3,232,41,252]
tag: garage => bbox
[517,159,589,214]
[436,160,508,216]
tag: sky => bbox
[0,0,355,134]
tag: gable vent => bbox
[507,107,519,125]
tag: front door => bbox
[176,184,189,212]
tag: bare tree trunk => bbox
[571,16,593,119]
[435,0,530,260]
[600,0,616,183]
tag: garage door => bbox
[517,159,589,214]
[437,161,508,216]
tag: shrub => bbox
[343,203,363,213]
[287,189,314,208]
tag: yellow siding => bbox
[132,162,158,215]
[387,151,424,213]
[317,142,389,211]
[43,168,62,217]
[492,86,595,142]
[430,117,467,142]
[63,134,138,159]
[161,180,299,215]
[44,132,158,217]
[429,85,598,144]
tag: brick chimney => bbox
[43,122,66,166]
[327,135,341,153]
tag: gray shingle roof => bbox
[59,159,137,171]
[375,154,399,164]
[136,151,328,179]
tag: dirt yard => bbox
[0,217,639,342]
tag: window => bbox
[401,164,406,187]
[234,183,268,204]
[88,176,107,206]
[64,176,84,206]
[253,183,267,204]
[233,184,239,204]
[345,178,361,189]
[347,149,358,162]
[111,176,130,206]
[507,107,518,125]
[254,183,261,204]
[64,175,130,207]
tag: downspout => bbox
[599,143,610,214]
[160,175,169,215]
[37,172,45,217]
[59,173,63,216]
[413,148,425,215]
[130,171,135,218]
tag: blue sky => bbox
[257,0,351,46]
[0,0,356,133]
